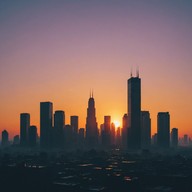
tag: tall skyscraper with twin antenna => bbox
[127,70,141,150]
[85,91,98,148]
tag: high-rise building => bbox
[13,135,20,145]
[127,73,141,149]
[70,116,78,134]
[101,116,111,147]
[1,130,9,147]
[152,133,157,146]
[54,110,65,147]
[78,128,85,146]
[85,93,98,148]
[110,123,116,146]
[70,115,78,146]
[116,127,121,147]
[20,113,30,146]
[171,128,178,148]
[40,102,53,148]
[28,125,37,147]
[64,124,73,147]
[183,134,189,146]
[157,112,170,148]
[141,111,151,149]
[122,114,128,148]
[79,128,85,140]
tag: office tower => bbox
[157,112,170,148]
[100,124,104,145]
[13,135,20,145]
[85,93,98,148]
[20,113,30,146]
[1,130,9,147]
[64,124,73,147]
[122,114,128,148]
[141,111,151,149]
[40,102,53,148]
[152,133,158,146]
[171,128,178,148]
[110,123,115,146]
[79,128,85,140]
[127,73,141,149]
[54,110,65,147]
[101,116,111,147]
[79,128,85,146]
[28,125,37,147]
[116,127,121,146]
[70,116,78,134]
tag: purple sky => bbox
[0,0,192,138]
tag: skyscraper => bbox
[54,110,65,147]
[1,130,9,147]
[122,114,128,148]
[157,112,170,148]
[171,128,178,148]
[70,116,78,135]
[40,102,53,148]
[28,125,37,147]
[141,111,151,149]
[85,93,98,148]
[101,116,111,147]
[20,113,30,146]
[127,73,141,149]
[110,122,115,146]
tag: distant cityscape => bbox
[1,72,191,150]
[1,72,192,192]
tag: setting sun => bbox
[113,120,121,128]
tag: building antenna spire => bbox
[90,89,91,98]
[136,66,139,77]
[130,66,133,77]
[92,89,94,98]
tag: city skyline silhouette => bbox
[0,1,192,192]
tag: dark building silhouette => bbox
[152,133,158,146]
[79,128,85,140]
[20,113,30,146]
[54,110,65,147]
[70,115,78,145]
[122,114,128,148]
[85,93,98,148]
[183,134,189,146]
[110,122,115,146]
[127,73,141,150]
[40,102,53,148]
[171,128,178,148]
[141,111,151,149]
[116,127,121,146]
[78,128,85,146]
[1,130,9,147]
[28,125,37,147]
[13,135,20,145]
[64,124,73,147]
[101,116,111,147]
[70,116,78,134]
[157,112,170,148]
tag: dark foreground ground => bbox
[1,147,192,192]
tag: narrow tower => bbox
[127,72,141,150]
[85,93,98,148]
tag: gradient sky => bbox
[0,0,192,139]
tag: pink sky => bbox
[0,0,192,139]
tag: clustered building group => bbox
[1,73,189,150]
